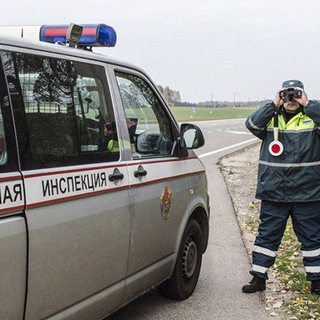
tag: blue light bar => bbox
[39,24,117,47]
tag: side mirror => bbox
[180,123,205,149]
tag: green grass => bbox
[169,106,257,122]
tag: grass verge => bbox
[169,106,257,122]
[245,195,320,319]
[220,144,320,319]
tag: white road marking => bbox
[225,130,252,135]
[198,138,258,158]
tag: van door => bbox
[2,50,131,320]
[0,52,26,320]
[111,68,190,299]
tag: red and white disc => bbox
[269,141,284,156]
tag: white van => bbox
[0,24,209,320]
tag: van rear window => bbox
[1,51,119,169]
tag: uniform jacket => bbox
[246,100,320,202]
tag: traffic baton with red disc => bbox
[268,111,284,156]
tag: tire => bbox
[158,219,203,300]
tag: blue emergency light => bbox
[39,24,117,47]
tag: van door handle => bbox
[134,166,147,178]
[109,169,124,182]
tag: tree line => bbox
[157,85,182,105]
[157,84,271,108]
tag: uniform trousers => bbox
[251,200,320,281]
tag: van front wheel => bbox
[158,219,203,300]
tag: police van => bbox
[0,23,209,319]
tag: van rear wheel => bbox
[158,219,202,300]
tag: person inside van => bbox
[105,119,137,153]
[106,122,119,152]
[98,122,114,151]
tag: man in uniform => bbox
[243,80,320,295]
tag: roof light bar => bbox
[39,24,117,47]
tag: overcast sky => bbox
[1,0,320,102]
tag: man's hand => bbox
[294,87,309,107]
[274,89,284,107]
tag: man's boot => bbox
[311,280,320,295]
[242,276,266,293]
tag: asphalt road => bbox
[108,119,277,320]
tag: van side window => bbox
[0,107,7,166]
[2,51,119,170]
[115,72,174,158]
[0,53,19,172]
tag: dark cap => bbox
[282,80,304,89]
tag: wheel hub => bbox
[182,235,198,280]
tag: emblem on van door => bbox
[160,186,173,220]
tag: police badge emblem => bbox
[160,186,173,220]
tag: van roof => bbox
[0,34,143,73]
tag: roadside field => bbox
[169,106,257,122]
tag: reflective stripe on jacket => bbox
[245,100,320,202]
